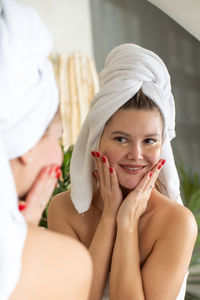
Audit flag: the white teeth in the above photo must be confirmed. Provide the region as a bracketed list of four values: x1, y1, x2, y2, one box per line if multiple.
[123, 166, 142, 170]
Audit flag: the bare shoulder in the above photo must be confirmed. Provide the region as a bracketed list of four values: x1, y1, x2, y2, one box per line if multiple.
[153, 192, 198, 243]
[47, 190, 81, 239]
[48, 190, 76, 219]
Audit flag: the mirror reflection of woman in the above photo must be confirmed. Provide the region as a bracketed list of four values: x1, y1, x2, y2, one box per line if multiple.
[48, 44, 197, 300]
[0, 1, 92, 300]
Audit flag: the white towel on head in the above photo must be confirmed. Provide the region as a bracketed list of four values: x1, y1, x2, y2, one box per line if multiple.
[0, 0, 59, 299]
[70, 43, 182, 214]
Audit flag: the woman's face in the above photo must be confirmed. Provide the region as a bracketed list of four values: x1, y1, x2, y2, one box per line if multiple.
[13, 117, 63, 198]
[33, 118, 63, 169]
[99, 109, 163, 190]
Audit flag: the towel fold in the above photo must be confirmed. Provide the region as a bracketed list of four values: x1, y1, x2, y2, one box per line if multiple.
[0, 0, 59, 299]
[70, 43, 182, 214]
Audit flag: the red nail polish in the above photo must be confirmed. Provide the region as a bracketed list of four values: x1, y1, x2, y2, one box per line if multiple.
[48, 167, 54, 175]
[102, 156, 106, 163]
[96, 152, 100, 158]
[56, 170, 61, 179]
[91, 151, 95, 157]
[18, 202, 26, 211]
[55, 166, 61, 173]
[149, 172, 153, 178]
[158, 164, 162, 170]
[162, 159, 166, 165]
[109, 167, 113, 173]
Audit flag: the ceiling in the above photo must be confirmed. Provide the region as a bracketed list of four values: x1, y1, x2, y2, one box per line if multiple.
[147, 0, 200, 41]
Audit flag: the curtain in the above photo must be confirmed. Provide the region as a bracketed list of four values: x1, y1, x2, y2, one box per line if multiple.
[50, 52, 99, 149]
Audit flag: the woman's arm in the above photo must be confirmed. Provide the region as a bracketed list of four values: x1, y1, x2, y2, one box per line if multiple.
[110, 161, 197, 300]
[88, 213, 117, 300]
[86, 152, 126, 300]
[110, 219, 144, 300]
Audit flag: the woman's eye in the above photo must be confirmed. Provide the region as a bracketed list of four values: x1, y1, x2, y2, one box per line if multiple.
[144, 138, 155, 144]
[114, 137, 128, 143]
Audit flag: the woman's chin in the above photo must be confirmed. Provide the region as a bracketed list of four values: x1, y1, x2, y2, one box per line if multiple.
[119, 178, 139, 190]
[117, 173, 144, 193]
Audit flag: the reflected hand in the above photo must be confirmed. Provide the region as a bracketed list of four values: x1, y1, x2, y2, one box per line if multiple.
[18, 165, 61, 225]
[92, 151, 123, 218]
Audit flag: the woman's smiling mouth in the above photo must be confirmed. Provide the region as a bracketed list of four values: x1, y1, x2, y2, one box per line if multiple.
[119, 164, 146, 174]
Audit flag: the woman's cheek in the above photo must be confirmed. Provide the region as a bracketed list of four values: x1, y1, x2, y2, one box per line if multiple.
[145, 142, 162, 162]
[101, 149, 117, 165]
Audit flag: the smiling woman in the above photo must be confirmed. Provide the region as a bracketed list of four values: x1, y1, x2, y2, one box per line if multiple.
[48, 43, 197, 300]
[99, 91, 163, 190]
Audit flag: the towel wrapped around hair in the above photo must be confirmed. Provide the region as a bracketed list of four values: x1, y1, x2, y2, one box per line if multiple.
[70, 43, 182, 214]
[0, 0, 59, 299]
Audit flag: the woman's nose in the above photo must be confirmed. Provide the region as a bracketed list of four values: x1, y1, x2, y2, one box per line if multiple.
[126, 143, 143, 161]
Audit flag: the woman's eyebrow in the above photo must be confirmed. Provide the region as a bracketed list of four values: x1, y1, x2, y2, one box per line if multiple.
[111, 131, 161, 138]
[111, 131, 131, 137]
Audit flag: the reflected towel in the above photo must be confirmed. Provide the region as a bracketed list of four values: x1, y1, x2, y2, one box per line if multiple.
[0, 0, 58, 299]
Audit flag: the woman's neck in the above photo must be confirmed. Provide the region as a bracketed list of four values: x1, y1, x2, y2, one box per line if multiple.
[120, 185, 134, 198]
[93, 185, 159, 217]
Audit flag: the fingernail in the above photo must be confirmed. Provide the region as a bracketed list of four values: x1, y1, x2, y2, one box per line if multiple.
[109, 167, 113, 173]
[149, 172, 153, 178]
[48, 166, 54, 175]
[56, 170, 61, 179]
[18, 202, 26, 211]
[158, 164, 162, 170]
[96, 152, 100, 158]
[102, 156, 106, 163]
[162, 159, 166, 165]
[91, 151, 95, 157]
[55, 165, 61, 173]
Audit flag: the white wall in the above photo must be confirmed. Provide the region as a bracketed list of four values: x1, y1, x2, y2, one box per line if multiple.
[18, 0, 94, 57]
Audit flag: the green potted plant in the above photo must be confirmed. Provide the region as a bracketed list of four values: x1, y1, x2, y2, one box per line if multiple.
[39, 145, 74, 228]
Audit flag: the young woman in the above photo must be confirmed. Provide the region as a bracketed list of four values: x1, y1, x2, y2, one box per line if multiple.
[48, 44, 197, 300]
[0, 1, 92, 300]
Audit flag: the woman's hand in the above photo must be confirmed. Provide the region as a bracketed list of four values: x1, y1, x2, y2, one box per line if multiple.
[18, 165, 61, 225]
[116, 159, 166, 227]
[92, 151, 123, 218]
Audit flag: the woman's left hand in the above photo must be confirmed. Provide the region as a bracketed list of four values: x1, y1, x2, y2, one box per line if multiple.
[18, 164, 61, 225]
[116, 159, 165, 226]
